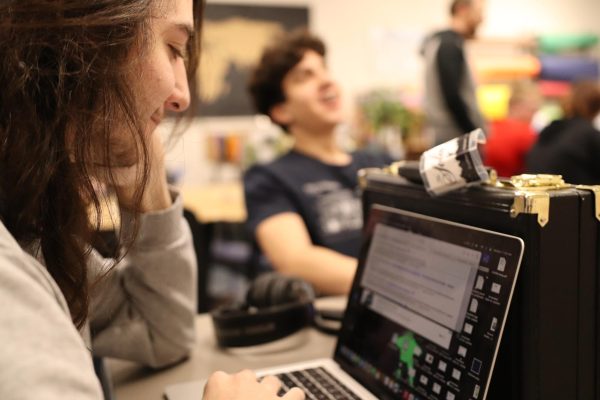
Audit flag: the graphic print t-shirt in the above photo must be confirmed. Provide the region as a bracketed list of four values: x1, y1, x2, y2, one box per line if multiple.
[244, 150, 392, 257]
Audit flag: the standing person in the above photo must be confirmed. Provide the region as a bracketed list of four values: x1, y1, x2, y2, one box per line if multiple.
[244, 30, 391, 296]
[0, 1, 303, 399]
[421, 0, 486, 145]
[484, 81, 542, 177]
[526, 80, 600, 184]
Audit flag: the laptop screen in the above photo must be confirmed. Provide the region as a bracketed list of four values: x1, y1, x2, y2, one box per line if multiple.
[334, 205, 524, 400]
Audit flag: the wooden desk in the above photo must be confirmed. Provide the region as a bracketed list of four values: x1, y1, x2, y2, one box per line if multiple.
[108, 298, 345, 400]
[181, 182, 246, 224]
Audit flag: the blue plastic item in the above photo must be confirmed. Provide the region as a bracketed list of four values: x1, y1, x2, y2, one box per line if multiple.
[539, 55, 599, 82]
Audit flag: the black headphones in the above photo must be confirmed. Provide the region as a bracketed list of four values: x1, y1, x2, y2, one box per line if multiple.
[210, 273, 342, 347]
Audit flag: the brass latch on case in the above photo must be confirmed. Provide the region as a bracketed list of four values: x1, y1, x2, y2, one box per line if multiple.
[489, 173, 570, 227]
[357, 162, 406, 189]
[357, 167, 385, 189]
[510, 191, 551, 227]
[575, 185, 600, 222]
[492, 174, 570, 191]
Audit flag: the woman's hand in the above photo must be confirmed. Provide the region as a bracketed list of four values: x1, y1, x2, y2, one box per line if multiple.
[203, 370, 305, 400]
[98, 131, 172, 213]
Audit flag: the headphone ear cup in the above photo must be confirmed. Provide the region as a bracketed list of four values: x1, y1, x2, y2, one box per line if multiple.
[247, 272, 279, 308]
[288, 278, 315, 303]
[269, 273, 297, 304]
[248, 273, 316, 307]
[211, 273, 322, 347]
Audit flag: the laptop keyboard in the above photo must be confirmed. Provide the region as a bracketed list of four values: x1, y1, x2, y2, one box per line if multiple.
[273, 367, 363, 400]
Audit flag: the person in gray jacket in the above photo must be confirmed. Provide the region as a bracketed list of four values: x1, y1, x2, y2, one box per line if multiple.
[421, 0, 486, 145]
[0, 1, 303, 399]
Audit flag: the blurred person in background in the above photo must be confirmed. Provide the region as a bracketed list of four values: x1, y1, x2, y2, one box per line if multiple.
[244, 30, 391, 296]
[526, 80, 600, 184]
[421, 0, 487, 145]
[484, 81, 542, 177]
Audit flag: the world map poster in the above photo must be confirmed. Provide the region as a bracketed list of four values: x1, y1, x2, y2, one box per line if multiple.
[196, 4, 309, 116]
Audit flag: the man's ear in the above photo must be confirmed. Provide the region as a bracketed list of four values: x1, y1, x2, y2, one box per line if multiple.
[270, 102, 293, 127]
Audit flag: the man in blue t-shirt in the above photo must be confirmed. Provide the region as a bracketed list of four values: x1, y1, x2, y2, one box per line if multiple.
[245, 30, 391, 295]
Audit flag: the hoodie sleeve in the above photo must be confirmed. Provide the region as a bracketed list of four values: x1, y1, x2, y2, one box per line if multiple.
[436, 37, 478, 133]
[88, 189, 198, 368]
[0, 224, 103, 399]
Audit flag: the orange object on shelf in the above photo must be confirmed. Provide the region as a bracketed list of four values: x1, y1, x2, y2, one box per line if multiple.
[224, 134, 243, 164]
[472, 54, 541, 81]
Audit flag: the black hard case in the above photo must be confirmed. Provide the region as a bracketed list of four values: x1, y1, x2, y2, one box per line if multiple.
[361, 172, 599, 400]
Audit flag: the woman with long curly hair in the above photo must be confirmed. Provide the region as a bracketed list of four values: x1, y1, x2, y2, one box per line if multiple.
[0, 0, 303, 399]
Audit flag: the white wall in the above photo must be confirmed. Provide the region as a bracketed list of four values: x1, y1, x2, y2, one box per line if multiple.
[208, 0, 600, 105]
[167, 0, 600, 185]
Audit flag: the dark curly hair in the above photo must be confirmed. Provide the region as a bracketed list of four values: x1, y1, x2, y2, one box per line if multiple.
[247, 30, 325, 132]
[0, 0, 204, 328]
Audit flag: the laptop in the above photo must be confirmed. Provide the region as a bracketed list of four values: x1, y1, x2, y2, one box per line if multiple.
[165, 204, 524, 400]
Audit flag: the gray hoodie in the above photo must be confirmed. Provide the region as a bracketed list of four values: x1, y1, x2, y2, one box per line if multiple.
[0, 190, 197, 399]
[421, 29, 486, 145]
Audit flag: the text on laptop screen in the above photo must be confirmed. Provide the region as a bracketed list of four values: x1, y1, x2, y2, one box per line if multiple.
[361, 223, 479, 337]
[334, 205, 523, 400]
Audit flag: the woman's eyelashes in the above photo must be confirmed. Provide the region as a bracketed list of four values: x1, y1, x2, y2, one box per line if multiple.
[168, 43, 186, 60]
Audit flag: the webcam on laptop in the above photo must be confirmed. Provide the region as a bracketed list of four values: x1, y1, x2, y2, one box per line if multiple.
[210, 272, 342, 347]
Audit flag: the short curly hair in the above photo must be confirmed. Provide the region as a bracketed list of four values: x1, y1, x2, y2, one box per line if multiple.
[248, 30, 325, 132]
